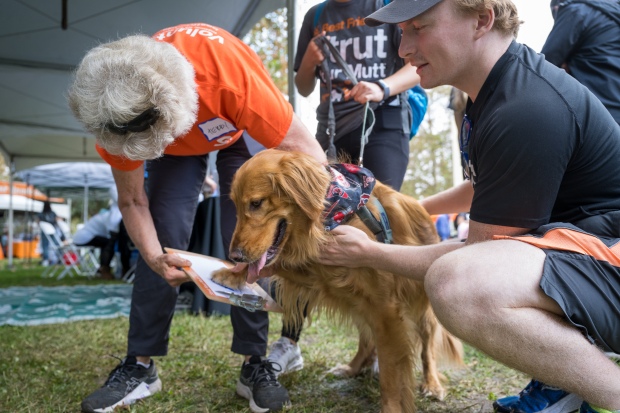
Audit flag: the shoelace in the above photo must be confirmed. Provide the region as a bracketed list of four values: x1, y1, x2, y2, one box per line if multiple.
[248, 359, 283, 387]
[519, 380, 538, 396]
[104, 356, 141, 387]
[517, 380, 566, 410]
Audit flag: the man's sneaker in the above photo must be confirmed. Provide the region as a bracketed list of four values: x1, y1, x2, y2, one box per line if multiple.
[81, 356, 162, 413]
[493, 379, 582, 413]
[579, 402, 620, 413]
[266, 337, 304, 377]
[236, 355, 291, 413]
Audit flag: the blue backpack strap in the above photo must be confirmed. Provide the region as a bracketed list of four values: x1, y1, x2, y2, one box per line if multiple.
[407, 85, 428, 138]
[313, 1, 328, 29]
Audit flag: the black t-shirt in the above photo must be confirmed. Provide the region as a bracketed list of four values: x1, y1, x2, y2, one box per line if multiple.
[541, 1, 620, 124]
[467, 41, 620, 235]
[294, 0, 405, 141]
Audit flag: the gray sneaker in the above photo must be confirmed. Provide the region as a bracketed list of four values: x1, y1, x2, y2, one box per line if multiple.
[236, 355, 290, 413]
[266, 337, 304, 377]
[81, 356, 162, 413]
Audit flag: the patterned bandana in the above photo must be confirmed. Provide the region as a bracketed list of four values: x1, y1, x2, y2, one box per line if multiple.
[323, 164, 376, 231]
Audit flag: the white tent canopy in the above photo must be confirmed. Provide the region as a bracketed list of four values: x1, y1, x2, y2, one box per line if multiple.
[16, 162, 116, 226]
[0, 195, 69, 220]
[16, 162, 115, 200]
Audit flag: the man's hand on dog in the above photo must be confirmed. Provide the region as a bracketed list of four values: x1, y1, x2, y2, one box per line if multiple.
[148, 253, 191, 287]
[319, 225, 373, 268]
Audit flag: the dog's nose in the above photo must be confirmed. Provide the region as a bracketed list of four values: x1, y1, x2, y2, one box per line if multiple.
[229, 248, 245, 263]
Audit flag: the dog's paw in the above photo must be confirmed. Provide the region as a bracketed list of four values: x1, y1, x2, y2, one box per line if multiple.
[419, 383, 446, 401]
[327, 364, 357, 378]
[211, 268, 246, 290]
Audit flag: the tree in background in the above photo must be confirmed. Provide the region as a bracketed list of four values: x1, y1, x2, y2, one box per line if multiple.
[0, 154, 10, 182]
[244, 8, 289, 95]
[401, 86, 455, 200]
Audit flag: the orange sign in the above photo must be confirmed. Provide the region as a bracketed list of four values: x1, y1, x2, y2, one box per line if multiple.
[0, 181, 64, 203]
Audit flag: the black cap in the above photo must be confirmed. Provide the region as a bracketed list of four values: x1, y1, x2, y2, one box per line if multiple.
[365, 0, 444, 27]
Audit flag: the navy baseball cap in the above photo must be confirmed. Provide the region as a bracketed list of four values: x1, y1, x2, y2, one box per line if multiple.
[365, 0, 444, 26]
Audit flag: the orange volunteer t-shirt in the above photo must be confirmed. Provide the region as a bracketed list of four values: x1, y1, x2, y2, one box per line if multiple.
[97, 23, 293, 171]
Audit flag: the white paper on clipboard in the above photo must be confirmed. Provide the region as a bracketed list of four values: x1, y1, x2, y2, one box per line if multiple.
[164, 248, 282, 312]
[177, 251, 257, 297]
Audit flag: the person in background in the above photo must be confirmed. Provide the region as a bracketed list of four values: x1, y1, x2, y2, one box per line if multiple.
[541, 0, 620, 125]
[318, 1, 620, 413]
[453, 212, 469, 241]
[37, 201, 65, 266]
[68, 23, 326, 413]
[72, 187, 123, 280]
[435, 214, 451, 241]
[294, 0, 420, 191]
[448, 87, 468, 130]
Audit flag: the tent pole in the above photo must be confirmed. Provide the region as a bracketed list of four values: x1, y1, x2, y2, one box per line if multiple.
[287, 0, 297, 112]
[7, 160, 14, 269]
[83, 175, 89, 223]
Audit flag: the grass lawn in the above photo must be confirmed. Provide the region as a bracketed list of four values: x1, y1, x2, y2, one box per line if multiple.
[0, 262, 527, 413]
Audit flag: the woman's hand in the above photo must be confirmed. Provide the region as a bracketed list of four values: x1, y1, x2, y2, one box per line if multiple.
[147, 253, 192, 287]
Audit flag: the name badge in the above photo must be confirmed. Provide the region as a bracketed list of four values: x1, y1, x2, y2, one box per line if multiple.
[198, 118, 237, 141]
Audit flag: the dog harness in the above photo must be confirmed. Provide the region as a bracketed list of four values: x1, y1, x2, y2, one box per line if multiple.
[323, 164, 393, 244]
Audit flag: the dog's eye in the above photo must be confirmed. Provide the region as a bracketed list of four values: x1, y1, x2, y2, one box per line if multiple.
[249, 199, 263, 210]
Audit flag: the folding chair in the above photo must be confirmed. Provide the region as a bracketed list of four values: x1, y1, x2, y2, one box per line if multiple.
[38, 221, 96, 279]
[56, 219, 72, 241]
[121, 263, 137, 283]
[55, 219, 100, 276]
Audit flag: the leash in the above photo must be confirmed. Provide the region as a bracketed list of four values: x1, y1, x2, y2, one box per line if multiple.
[313, 40, 387, 240]
[356, 199, 393, 244]
[315, 35, 375, 166]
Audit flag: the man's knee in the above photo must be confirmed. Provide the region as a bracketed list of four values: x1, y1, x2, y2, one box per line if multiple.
[425, 252, 467, 313]
[425, 250, 491, 331]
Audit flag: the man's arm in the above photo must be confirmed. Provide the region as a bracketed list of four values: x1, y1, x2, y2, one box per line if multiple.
[420, 180, 474, 216]
[318, 219, 531, 282]
[318, 176, 529, 280]
[112, 166, 191, 286]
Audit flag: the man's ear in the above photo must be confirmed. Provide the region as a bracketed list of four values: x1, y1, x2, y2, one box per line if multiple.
[474, 7, 494, 39]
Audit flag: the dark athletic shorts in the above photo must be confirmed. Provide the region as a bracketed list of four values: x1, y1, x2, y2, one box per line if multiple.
[500, 223, 620, 354]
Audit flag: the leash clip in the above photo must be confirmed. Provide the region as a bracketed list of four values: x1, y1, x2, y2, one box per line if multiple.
[218, 291, 265, 312]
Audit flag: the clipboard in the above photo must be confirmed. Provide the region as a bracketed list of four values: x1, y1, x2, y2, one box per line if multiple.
[165, 248, 282, 313]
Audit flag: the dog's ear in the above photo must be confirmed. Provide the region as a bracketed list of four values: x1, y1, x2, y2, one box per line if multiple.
[272, 152, 330, 220]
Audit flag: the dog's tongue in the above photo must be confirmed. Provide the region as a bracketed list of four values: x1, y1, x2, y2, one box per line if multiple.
[247, 252, 267, 284]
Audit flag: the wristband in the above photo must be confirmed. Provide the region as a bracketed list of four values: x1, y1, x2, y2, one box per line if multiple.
[375, 79, 390, 101]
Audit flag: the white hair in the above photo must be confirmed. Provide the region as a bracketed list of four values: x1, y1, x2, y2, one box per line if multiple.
[68, 35, 198, 160]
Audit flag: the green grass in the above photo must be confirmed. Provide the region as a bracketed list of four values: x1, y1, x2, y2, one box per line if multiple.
[0, 265, 527, 413]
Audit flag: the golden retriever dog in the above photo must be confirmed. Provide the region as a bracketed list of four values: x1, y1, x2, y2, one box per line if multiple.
[213, 149, 463, 413]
